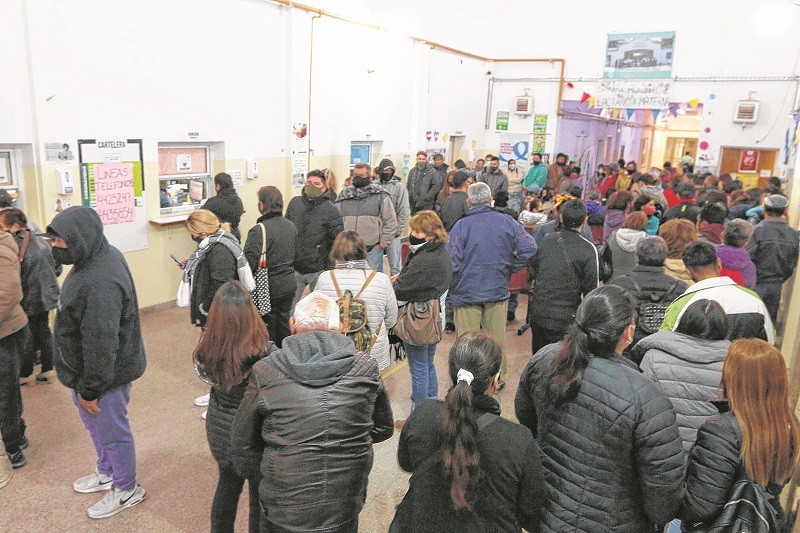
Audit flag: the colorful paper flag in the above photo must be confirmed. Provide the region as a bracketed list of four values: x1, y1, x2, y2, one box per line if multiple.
[626, 108, 635, 120]
[580, 92, 591, 104]
[669, 103, 680, 117]
[651, 109, 661, 121]
[588, 96, 596, 109]
[612, 108, 621, 119]
[687, 98, 700, 110]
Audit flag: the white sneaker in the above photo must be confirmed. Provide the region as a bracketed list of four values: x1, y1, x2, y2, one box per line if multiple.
[201, 410, 207, 420]
[194, 393, 210, 406]
[73, 470, 113, 493]
[87, 483, 146, 519]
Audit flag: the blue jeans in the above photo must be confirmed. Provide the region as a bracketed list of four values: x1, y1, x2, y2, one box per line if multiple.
[665, 518, 682, 533]
[404, 343, 438, 409]
[385, 236, 403, 276]
[73, 383, 137, 491]
[754, 281, 782, 324]
[367, 247, 384, 273]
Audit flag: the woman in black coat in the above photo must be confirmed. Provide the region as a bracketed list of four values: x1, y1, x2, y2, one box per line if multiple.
[681, 338, 799, 532]
[391, 211, 452, 417]
[515, 285, 684, 533]
[194, 281, 274, 533]
[243, 186, 297, 348]
[392, 332, 544, 533]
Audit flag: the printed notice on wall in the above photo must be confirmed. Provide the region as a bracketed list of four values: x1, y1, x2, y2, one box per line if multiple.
[93, 163, 135, 225]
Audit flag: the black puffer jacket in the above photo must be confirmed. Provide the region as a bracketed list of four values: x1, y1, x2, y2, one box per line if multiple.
[203, 342, 277, 478]
[231, 331, 394, 532]
[243, 214, 297, 302]
[190, 242, 237, 328]
[284, 190, 343, 274]
[13, 228, 60, 316]
[203, 188, 245, 241]
[49, 207, 146, 401]
[682, 411, 786, 527]
[747, 218, 800, 284]
[515, 343, 684, 532]
[393, 241, 452, 303]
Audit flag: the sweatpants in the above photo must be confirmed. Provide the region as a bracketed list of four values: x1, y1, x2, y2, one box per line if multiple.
[73, 383, 137, 491]
[454, 300, 508, 383]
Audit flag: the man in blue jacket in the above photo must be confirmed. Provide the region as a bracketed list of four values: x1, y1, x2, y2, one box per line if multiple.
[47, 207, 147, 519]
[447, 182, 537, 388]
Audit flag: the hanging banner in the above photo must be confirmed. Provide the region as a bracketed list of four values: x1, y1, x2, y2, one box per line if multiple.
[596, 80, 671, 109]
[498, 133, 531, 170]
[532, 114, 548, 154]
[604, 32, 676, 79]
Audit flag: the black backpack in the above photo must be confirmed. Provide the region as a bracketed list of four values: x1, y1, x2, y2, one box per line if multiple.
[627, 278, 680, 334]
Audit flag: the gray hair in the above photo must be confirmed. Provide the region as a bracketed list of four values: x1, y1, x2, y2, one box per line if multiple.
[293, 292, 340, 331]
[467, 182, 491, 206]
[636, 236, 668, 267]
[724, 219, 753, 248]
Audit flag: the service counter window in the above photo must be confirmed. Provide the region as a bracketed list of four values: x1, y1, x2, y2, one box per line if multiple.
[158, 145, 212, 214]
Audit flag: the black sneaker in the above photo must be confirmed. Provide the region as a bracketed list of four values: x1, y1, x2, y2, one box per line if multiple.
[444, 322, 455, 333]
[8, 448, 27, 469]
[507, 311, 515, 323]
[19, 435, 29, 450]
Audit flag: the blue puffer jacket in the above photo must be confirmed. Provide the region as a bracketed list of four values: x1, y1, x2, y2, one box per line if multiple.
[446, 205, 537, 307]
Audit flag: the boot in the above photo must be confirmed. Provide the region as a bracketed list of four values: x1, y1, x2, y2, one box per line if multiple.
[19, 373, 37, 387]
[36, 370, 58, 384]
[0, 433, 13, 490]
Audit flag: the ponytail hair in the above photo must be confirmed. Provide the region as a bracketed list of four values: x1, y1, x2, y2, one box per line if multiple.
[548, 286, 636, 406]
[442, 332, 502, 510]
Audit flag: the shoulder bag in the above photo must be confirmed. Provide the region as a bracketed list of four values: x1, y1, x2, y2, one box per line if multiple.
[394, 299, 442, 347]
[251, 223, 272, 316]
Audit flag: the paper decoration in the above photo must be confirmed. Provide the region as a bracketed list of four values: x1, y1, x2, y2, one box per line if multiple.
[704, 127, 711, 134]
[567, 82, 575, 89]
[669, 103, 680, 117]
[612, 108, 621, 119]
[426, 131, 432, 142]
[687, 98, 700, 110]
[699, 141, 710, 150]
[580, 92, 591, 104]
[626, 108, 635, 120]
[588, 96, 596, 108]
[651, 109, 660, 121]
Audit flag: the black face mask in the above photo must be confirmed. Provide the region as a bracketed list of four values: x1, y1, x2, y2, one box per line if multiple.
[556, 161, 566, 167]
[192, 235, 204, 244]
[51, 246, 77, 265]
[532, 161, 541, 166]
[408, 235, 427, 245]
[352, 176, 371, 188]
[380, 172, 393, 183]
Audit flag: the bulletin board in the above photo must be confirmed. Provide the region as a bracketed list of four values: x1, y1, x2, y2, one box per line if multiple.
[78, 139, 148, 252]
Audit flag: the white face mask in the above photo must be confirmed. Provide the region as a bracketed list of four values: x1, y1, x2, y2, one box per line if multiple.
[508, 164, 516, 170]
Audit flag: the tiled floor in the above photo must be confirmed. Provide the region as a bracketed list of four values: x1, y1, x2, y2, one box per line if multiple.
[3, 299, 535, 532]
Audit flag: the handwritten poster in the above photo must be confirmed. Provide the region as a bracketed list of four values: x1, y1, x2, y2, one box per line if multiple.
[93, 163, 135, 225]
[596, 80, 671, 109]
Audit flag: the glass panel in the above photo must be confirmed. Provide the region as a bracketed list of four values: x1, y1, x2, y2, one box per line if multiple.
[159, 176, 211, 211]
[158, 147, 209, 176]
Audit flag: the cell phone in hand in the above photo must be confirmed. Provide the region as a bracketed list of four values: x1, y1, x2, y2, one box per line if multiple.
[170, 254, 186, 268]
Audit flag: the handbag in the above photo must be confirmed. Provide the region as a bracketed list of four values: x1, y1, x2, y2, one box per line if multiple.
[251, 223, 272, 316]
[393, 299, 442, 346]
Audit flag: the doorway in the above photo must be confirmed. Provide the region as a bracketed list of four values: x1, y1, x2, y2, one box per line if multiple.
[664, 137, 698, 167]
[448, 135, 465, 167]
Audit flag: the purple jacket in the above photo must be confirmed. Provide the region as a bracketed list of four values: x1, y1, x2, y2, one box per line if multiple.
[716, 245, 756, 289]
[603, 209, 627, 241]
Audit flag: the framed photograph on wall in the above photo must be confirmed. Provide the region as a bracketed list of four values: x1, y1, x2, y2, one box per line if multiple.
[350, 143, 372, 168]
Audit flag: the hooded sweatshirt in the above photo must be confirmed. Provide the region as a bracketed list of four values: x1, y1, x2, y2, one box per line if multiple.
[231, 330, 393, 531]
[716, 245, 756, 288]
[634, 331, 729, 455]
[377, 158, 410, 236]
[49, 207, 146, 401]
[603, 209, 627, 241]
[336, 182, 398, 249]
[698, 223, 724, 246]
[607, 229, 647, 281]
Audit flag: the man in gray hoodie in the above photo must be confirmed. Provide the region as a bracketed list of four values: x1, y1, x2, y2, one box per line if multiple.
[376, 159, 410, 276]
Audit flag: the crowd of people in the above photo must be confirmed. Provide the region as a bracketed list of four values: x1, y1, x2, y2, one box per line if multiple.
[0, 151, 799, 532]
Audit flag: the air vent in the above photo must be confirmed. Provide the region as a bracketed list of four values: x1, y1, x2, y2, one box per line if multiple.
[514, 96, 533, 116]
[733, 101, 759, 124]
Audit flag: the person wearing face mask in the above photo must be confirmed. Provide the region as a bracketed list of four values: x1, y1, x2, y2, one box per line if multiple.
[376, 159, 410, 277]
[407, 151, 440, 214]
[615, 161, 637, 192]
[505, 158, 525, 214]
[285, 170, 344, 310]
[633, 195, 661, 236]
[523, 152, 547, 195]
[431, 153, 448, 188]
[545, 152, 568, 190]
[44, 206, 148, 519]
[477, 156, 508, 196]
[336, 163, 398, 273]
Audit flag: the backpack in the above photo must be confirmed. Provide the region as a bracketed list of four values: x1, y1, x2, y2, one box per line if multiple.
[627, 277, 680, 334]
[330, 270, 382, 354]
[596, 243, 613, 283]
